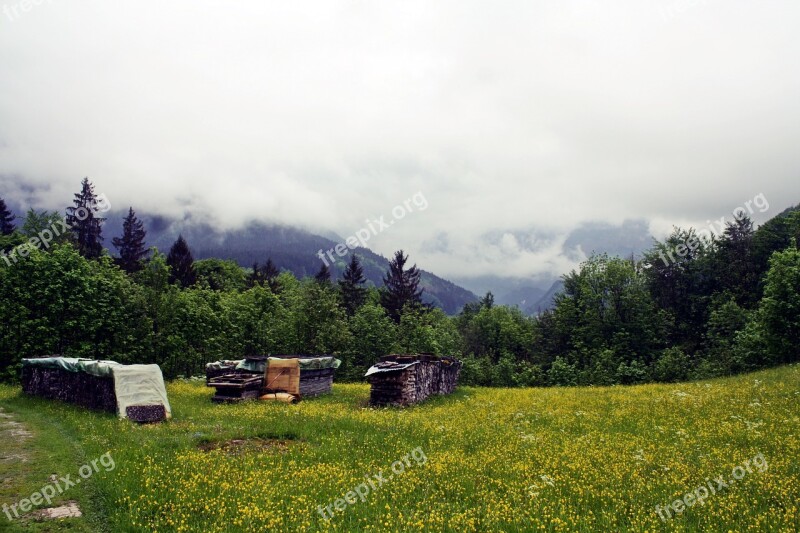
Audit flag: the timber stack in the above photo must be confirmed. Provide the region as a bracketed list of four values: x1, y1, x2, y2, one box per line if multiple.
[206, 355, 341, 402]
[365, 354, 463, 406]
[21, 357, 172, 422]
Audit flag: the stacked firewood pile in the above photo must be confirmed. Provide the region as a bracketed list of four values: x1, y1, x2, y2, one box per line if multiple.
[21, 358, 171, 423]
[365, 354, 463, 406]
[208, 374, 264, 403]
[206, 355, 339, 402]
[437, 356, 462, 394]
[297, 368, 336, 397]
[205, 360, 240, 384]
[125, 405, 167, 423]
[22, 365, 117, 413]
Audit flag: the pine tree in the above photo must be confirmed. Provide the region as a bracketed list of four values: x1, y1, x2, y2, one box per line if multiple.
[112, 207, 149, 273]
[380, 249, 424, 322]
[481, 291, 495, 309]
[0, 198, 15, 235]
[261, 258, 280, 292]
[167, 234, 196, 287]
[718, 216, 758, 307]
[247, 262, 263, 288]
[65, 177, 105, 259]
[248, 259, 281, 291]
[339, 254, 367, 316]
[314, 263, 331, 284]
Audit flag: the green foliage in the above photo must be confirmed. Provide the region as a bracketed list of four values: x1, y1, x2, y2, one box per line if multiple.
[615, 359, 649, 385]
[341, 303, 396, 380]
[548, 356, 578, 386]
[194, 258, 247, 291]
[552, 254, 665, 371]
[755, 243, 800, 364]
[2, 201, 800, 387]
[0, 244, 148, 377]
[652, 347, 691, 382]
[457, 304, 534, 363]
[703, 293, 750, 372]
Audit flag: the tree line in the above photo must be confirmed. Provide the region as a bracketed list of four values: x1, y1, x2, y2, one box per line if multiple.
[0, 179, 798, 385]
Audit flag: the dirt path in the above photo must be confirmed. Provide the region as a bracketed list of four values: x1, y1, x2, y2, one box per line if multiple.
[0, 406, 32, 462]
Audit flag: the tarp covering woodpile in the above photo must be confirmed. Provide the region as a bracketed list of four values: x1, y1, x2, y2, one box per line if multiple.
[21, 357, 172, 422]
[206, 355, 341, 402]
[365, 354, 462, 406]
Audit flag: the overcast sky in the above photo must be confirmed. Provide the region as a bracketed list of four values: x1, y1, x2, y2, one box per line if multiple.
[2, 1, 799, 280]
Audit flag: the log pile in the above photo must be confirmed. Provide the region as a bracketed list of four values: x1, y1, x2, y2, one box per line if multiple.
[21, 365, 118, 413]
[297, 368, 336, 397]
[206, 355, 338, 401]
[366, 354, 463, 406]
[21, 358, 171, 423]
[208, 374, 264, 403]
[125, 404, 167, 423]
[205, 361, 239, 384]
[438, 356, 462, 394]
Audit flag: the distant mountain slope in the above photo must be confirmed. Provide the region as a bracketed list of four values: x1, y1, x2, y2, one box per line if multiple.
[102, 214, 478, 315]
[525, 280, 564, 315]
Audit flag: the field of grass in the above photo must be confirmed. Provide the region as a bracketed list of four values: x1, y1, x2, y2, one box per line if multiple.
[1, 365, 799, 532]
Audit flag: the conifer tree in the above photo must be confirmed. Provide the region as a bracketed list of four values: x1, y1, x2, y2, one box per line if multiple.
[339, 254, 367, 316]
[261, 258, 280, 292]
[314, 263, 331, 284]
[248, 259, 281, 291]
[112, 207, 148, 273]
[380, 249, 424, 322]
[65, 177, 105, 259]
[166, 234, 196, 287]
[0, 198, 15, 235]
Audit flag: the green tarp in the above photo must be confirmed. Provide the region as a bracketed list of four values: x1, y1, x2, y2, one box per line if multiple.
[234, 357, 341, 373]
[22, 358, 171, 419]
[22, 357, 120, 378]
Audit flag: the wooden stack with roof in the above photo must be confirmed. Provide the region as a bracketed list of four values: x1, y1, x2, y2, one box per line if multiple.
[365, 353, 463, 406]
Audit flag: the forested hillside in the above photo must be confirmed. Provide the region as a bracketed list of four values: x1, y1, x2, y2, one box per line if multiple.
[102, 214, 479, 314]
[1, 182, 798, 386]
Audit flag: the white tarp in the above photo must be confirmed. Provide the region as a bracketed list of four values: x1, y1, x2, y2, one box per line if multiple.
[112, 364, 172, 419]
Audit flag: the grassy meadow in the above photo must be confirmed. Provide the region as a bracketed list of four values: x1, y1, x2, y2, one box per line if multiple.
[1, 365, 799, 532]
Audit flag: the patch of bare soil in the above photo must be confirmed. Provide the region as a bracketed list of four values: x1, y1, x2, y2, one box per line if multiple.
[31, 501, 82, 519]
[198, 437, 296, 455]
[0, 407, 31, 462]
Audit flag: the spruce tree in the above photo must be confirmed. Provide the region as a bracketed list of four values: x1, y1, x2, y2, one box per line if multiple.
[65, 177, 105, 259]
[247, 262, 263, 288]
[247, 259, 280, 291]
[314, 263, 331, 284]
[261, 258, 280, 292]
[481, 291, 495, 309]
[112, 207, 148, 273]
[167, 234, 196, 287]
[0, 198, 15, 235]
[380, 249, 424, 322]
[339, 253, 367, 316]
[718, 216, 758, 307]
